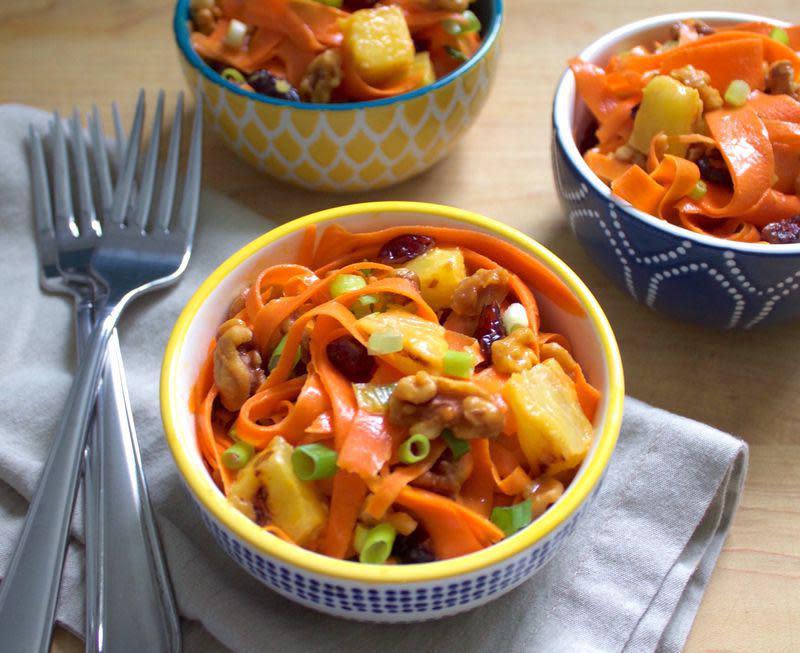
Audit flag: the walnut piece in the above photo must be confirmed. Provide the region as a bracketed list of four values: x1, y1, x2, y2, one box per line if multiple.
[670, 65, 723, 112]
[191, 7, 215, 35]
[491, 327, 539, 374]
[214, 323, 265, 410]
[451, 268, 511, 316]
[766, 60, 798, 99]
[388, 371, 504, 440]
[299, 49, 343, 104]
[412, 454, 473, 495]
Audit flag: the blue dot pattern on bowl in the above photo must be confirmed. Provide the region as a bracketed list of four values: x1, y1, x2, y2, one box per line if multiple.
[552, 133, 800, 329]
[193, 479, 603, 622]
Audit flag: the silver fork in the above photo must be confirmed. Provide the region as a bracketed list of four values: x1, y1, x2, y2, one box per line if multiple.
[0, 93, 201, 653]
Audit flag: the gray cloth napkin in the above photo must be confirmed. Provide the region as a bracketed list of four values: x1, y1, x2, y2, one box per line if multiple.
[0, 104, 747, 653]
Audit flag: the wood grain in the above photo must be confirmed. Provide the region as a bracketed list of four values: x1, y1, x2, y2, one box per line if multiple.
[0, 1, 797, 651]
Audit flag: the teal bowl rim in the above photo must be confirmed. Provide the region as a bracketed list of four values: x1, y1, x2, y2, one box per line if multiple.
[173, 0, 503, 112]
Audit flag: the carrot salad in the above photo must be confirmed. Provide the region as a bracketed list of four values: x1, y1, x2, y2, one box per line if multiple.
[571, 19, 800, 244]
[193, 225, 600, 564]
[188, 0, 483, 104]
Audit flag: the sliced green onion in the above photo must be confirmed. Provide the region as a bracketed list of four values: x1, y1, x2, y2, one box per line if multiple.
[443, 429, 470, 460]
[353, 524, 369, 553]
[314, 0, 343, 6]
[331, 273, 367, 298]
[442, 10, 481, 35]
[352, 293, 380, 318]
[221, 67, 246, 84]
[223, 18, 248, 49]
[353, 383, 397, 414]
[442, 349, 475, 378]
[501, 302, 529, 333]
[228, 424, 240, 441]
[770, 27, 790, 45]
[359, 523, 397, 564]
[724, 80, 750, 107]
[268, 333, 301, 371]
[688, 180, 708, 201]
[221, 441, 254, 470]
[291, 443, 338, 481]
[367, 330, 403, 355]
[398, 434, 431, 464]
[444, 45, 468, 62]
[490, 499, 533, 537]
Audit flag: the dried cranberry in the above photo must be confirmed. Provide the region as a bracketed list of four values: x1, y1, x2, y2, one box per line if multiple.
[474, 302, 505, 362]
[377, 234, 435, 264]
[762, 215, 800, 244]
[247, 70, 301, 102]
[393, 527, 435, 564]
[696, 155, 732, 187]
[326, 335, 375, 383]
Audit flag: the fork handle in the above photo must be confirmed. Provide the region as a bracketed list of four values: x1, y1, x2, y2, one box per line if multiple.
[83, 326, 181, 652]
[0, 305, 117, 653]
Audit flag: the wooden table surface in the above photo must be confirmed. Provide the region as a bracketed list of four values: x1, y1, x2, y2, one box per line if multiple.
[2, 0, 798, 651]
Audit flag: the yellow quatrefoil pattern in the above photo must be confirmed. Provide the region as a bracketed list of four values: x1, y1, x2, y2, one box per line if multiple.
[179, 43, 498, 192]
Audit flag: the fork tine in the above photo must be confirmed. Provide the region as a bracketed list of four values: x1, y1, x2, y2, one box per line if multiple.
[174, 93, 203, 239]
[112, 101, 126, 174]
[153, 92, 183, 232]
[69, 110, 97, 237]
[131, 90, 164, 231]
[50, 113, 78, 238]
[88, 105, 113, 225]
[109, 91, 145, 225]
[28, 125, 55, 240]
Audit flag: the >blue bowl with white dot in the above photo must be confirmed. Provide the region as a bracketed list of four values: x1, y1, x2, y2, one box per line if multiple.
[551, 12, 800, 329]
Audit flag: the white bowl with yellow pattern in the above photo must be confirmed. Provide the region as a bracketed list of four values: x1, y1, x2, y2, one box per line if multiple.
[161, 201, 625, 621]
[173, 0, 502, 192]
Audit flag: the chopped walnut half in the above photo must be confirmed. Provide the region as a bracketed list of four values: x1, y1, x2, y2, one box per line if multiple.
[669, 19, 714, 42]
[412, 454, 474, 495]
[766, 60, 799, 99]
[491, 327, 539, 374]
[670, 65, 723, 112]
[190, 5, 216, 36]
[300, 49, 343, 104]
[451, 268, 511, 316]
[214, 323, 265, 410]
[388, 371, 504, 440]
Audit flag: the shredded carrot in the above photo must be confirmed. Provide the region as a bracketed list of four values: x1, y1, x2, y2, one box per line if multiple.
[320, 471, 367, 559]
[195, 223, 599, 564]
[611, 165, 666, 215]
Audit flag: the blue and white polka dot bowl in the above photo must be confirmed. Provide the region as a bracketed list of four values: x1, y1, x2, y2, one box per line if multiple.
[552, 12, 800, 329]
[161, 202, 624, 622]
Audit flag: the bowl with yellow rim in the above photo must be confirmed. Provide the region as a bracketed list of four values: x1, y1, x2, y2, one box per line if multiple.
[160, 201, 624, 621]
[173, 0, 503, 192]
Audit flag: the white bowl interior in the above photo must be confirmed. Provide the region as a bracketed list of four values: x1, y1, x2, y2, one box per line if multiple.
[169, 210, 616, 520]
[553, 11, 800, 255]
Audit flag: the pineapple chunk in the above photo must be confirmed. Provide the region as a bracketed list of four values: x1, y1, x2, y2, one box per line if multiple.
[628, 75, 703, 155]
[503, 359, 593, 473]
[404, 247, 467, 311]
[359, 310, 449, 375]
[257, 437, 327, 545]
[412, 52, 436, 89]
[343, 6, 415, 86]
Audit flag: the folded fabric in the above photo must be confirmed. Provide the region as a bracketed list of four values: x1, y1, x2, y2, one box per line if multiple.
[0, 104, 746, 653]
